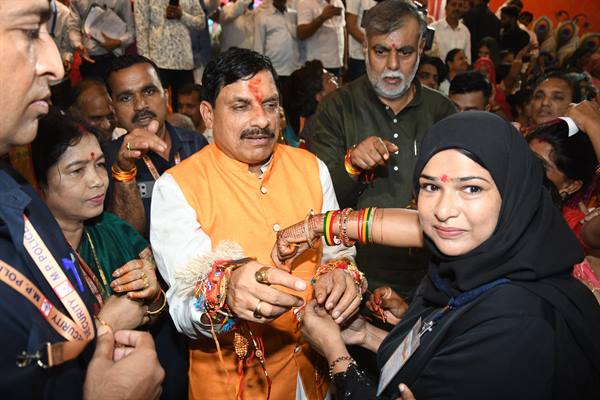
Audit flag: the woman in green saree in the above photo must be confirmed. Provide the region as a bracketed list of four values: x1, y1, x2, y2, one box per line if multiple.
[30, 107, 164, 331]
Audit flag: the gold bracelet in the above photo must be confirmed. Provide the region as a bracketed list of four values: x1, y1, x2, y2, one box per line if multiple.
[146, 289, 167, 316]
[111, 164, 137, 182]
[95, 315, 114, 334]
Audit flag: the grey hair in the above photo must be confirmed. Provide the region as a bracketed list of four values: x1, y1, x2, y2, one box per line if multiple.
[363, 0, 427, 41]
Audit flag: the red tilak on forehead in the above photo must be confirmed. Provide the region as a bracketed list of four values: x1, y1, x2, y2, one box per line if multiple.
[390, 44, 397, 49]
[440, 174, 449, 183]
[90, 152, 96, 161]
[248, 75, 263, 103]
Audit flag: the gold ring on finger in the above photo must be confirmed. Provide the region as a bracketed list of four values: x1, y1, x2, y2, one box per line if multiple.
[253, 300, 264, 319]
[255, 267, 271, 285]
[126, 142, 132, 151]
[143, 277, 150, 289]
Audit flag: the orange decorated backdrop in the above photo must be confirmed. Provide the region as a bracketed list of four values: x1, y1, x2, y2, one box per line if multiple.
[489, 0, 600, 33]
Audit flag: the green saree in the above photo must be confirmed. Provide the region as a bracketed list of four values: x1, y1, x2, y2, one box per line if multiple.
[78, 212, 148, 297]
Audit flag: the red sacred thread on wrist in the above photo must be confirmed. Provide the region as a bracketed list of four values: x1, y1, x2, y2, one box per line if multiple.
[357, 208, 365, 245]
[344, 147, 362, 176]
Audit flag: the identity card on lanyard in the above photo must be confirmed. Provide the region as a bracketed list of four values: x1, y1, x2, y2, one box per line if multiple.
[377, 317, 423, 396]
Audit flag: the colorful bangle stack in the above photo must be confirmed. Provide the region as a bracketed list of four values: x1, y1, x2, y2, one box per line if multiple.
[356, 207, 377, 245]
[323, 210, 341, 246]
[312, 257, 366, 294]
[344, 147, 362, 177]
[193, 259, 252, 334]
[111, 164, 137, 183]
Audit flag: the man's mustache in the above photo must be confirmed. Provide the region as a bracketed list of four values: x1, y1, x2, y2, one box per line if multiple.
[381, 72, 405, 80]
[240, 127, 276, 139]
[132, 109, 157, 124]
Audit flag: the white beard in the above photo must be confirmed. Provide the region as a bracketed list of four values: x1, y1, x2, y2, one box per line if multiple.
[366, 56, 420, 100]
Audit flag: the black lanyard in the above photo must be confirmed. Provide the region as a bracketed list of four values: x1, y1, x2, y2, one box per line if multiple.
[419, 268, 511, 337]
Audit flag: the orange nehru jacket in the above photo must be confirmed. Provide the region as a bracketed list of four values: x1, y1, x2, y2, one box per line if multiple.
[168, 143, 329, 399]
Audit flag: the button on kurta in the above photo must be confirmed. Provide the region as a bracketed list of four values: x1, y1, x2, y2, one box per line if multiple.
[393, 133, 399, 139]
[260, 186, 267, 194]
[393, 166, 399, 171]
[273, 224, 281, 232]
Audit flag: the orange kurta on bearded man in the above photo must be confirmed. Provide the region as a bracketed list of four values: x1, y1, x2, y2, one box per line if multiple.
[167, 143, 332, 399]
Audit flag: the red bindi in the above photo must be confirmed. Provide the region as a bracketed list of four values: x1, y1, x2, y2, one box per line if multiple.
[90, 152, 96, 161]
[440, 174, 449, 183]
[248, 75, 264, 103]
[391, 44, 397, 49]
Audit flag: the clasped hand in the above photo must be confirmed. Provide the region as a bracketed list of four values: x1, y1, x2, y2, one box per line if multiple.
[227, 259, 360, 326]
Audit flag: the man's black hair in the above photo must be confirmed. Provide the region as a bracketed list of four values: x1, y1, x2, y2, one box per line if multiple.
[104, 54, 161, 95]
[449, 71, 492, 100]
[419, 55, 447, 83]
[178, 83, 203, 100]
[445, 48, 463, 66]
[202, 47, 278, 106]
[283, 60, 325, 133]
[501, 5, 520, 19]
[534, 71, 582, 103]
[72, 77, 107, 107]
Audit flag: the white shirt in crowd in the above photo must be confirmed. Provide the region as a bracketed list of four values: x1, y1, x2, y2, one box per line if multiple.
[220, 0, 255, 52]
[429, 18, 471, 64]
[297, 0, 345, 69]
[345, 0, 376, 61]
[68, 0, 135, 56]
[254, 4, 301, 76]
[150, 158, 355, 339]
[135, 0, 205, 71]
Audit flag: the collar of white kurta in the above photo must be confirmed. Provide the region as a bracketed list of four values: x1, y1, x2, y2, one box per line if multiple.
[434, 18, 466, 32]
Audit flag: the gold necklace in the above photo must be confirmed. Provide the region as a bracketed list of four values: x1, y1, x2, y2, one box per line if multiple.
[85, 231, 111, 299]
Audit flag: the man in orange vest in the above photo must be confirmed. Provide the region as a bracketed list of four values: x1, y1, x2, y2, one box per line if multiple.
[150, 47, 362, 399]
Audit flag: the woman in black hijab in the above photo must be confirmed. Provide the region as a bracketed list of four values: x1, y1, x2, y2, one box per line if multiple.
[273, 112, 600, 399]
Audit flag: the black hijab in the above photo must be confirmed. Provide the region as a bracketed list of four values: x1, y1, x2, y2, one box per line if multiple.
[412, 111, 600, 371]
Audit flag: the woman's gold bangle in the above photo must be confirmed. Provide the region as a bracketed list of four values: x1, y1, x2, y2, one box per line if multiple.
[146, 289, 167, 316]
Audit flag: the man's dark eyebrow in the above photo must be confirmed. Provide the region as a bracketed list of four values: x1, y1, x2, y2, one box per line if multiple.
[230, 97, 251, 104]
[115, 89, 133, 98]
[372, 44, 390, 51]
[263, 95, 279, 103]
[142, 84, 158, 91]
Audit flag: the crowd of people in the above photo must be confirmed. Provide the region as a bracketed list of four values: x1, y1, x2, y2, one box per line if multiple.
[1, 0, 600, 399]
